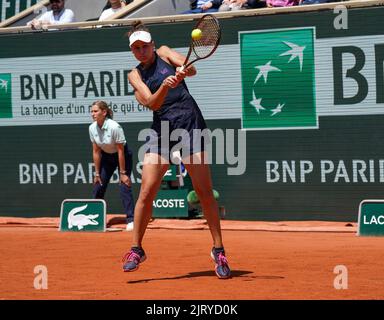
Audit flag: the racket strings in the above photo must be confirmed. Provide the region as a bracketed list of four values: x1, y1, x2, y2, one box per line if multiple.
[192, 17, 220, 59]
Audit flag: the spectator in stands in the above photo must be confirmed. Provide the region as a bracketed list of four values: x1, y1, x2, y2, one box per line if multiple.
[183, 0, 223, 14]
[27, 0, 74, 30]
[219, 0, 266, 11]
[102, 0, 133, 10]
[99, 0, 130, 21]
[266, 0, 298, 6]
[299, 0, 334, 4]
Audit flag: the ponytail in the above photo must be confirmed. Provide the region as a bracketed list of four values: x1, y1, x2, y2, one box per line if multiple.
[126, 20, 150, 38]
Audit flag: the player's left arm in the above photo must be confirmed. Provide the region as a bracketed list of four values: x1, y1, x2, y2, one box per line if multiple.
[158, 46, 196, 78]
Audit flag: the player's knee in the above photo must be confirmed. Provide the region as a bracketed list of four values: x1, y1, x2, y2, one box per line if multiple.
[138, 188, 157, 203]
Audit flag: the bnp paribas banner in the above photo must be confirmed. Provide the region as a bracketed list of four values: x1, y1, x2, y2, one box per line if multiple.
[0, 48, 241, 126]
[0, 53, 153, 126]
[2, 26, 384, 128]
[240, 27, 384, 130]
[0, 0, 39, 22]
[240, 28, 317, 130]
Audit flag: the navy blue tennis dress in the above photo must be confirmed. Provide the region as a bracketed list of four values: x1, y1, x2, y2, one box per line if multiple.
[136, 52, 207, 159]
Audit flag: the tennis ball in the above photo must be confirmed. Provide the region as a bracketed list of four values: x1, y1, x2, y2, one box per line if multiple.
[191, 28, 202, 41]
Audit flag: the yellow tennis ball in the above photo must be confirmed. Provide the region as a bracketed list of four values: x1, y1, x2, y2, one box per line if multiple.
[191, 28, 202, 41]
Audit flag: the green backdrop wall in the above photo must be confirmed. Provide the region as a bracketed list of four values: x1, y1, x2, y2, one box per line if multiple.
[1, 6, 384, 220]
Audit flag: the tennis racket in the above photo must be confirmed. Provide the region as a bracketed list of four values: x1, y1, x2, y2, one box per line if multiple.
[181, 14, 221, 70]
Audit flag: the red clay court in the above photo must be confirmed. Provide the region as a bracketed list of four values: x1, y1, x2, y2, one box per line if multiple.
[1, 216, 384, 300]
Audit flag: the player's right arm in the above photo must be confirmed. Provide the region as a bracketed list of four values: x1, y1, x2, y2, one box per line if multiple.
[92, 143, 102, 185]
[128, 68, 179, 111]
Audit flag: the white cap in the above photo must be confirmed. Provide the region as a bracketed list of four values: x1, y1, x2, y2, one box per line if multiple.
[129, 31, 152, 47]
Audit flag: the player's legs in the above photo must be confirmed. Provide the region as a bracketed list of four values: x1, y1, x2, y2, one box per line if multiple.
[132, 152, 170, 247]
[123, 153, 169, 272]
[182, 151, 223, 248]
[183, 151, 231, 279]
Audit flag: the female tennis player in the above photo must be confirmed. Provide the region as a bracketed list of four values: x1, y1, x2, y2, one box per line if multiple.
[122, 21, 231, 279]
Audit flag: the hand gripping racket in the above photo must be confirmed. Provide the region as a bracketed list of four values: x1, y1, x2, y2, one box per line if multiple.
[181, 14, 221, 71]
